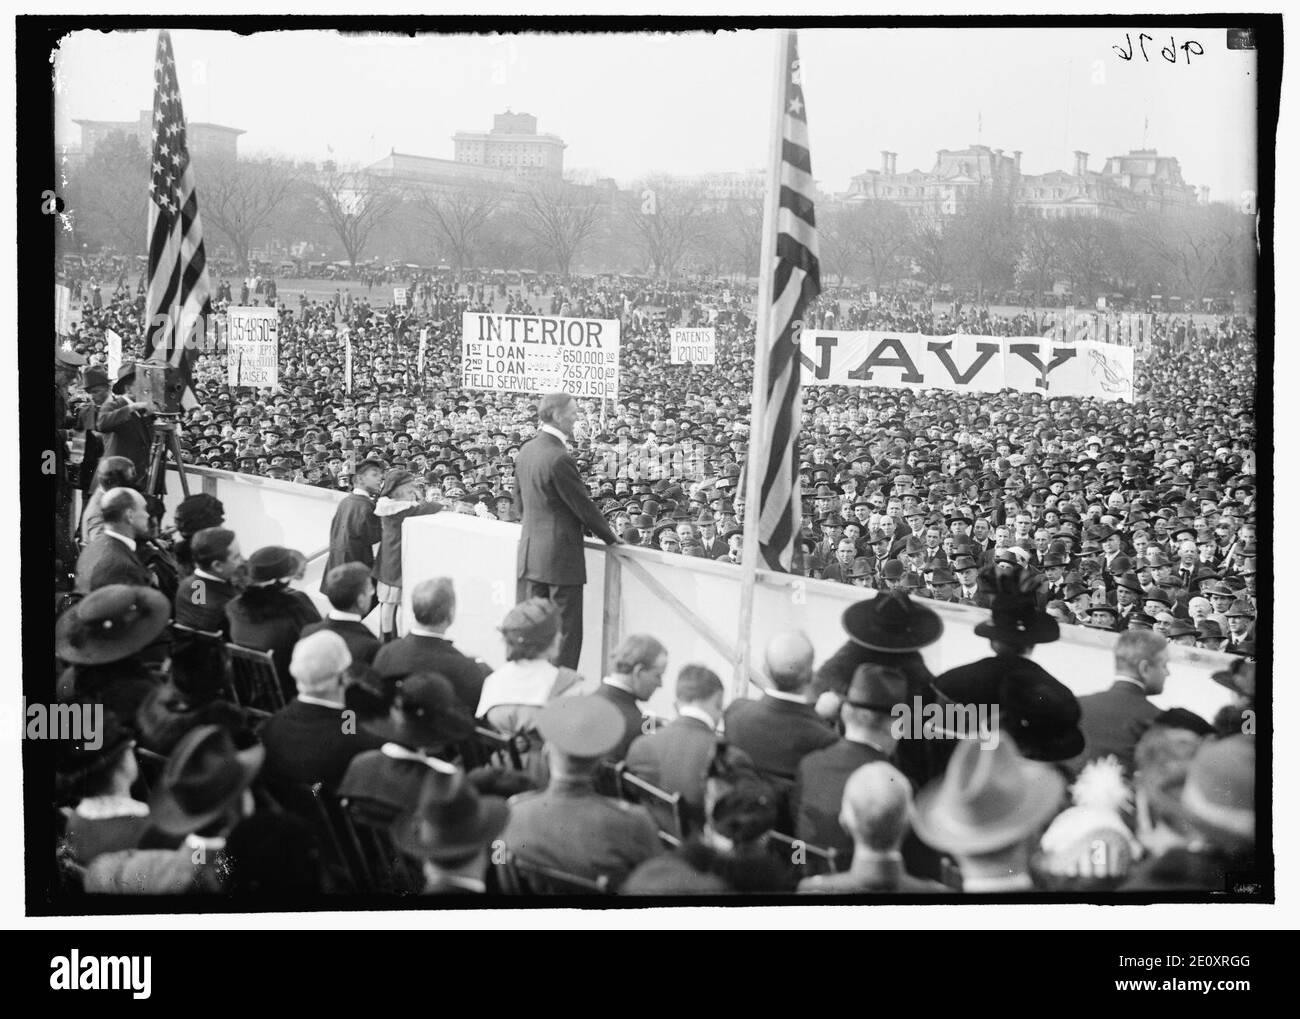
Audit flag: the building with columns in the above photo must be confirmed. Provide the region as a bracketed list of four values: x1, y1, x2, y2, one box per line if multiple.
[453, 111, 566, 180]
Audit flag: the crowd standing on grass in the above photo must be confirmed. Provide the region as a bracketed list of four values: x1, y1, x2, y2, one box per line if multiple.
[50, 264, 1258, 899]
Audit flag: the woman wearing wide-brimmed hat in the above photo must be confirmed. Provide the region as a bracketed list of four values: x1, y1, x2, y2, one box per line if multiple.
[225, 545, 320, 701]
[56, 584, 171, 723]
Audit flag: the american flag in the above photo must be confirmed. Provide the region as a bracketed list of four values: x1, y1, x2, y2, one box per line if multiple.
[144, 30, 212, 409]
[754, 31, 821, 571]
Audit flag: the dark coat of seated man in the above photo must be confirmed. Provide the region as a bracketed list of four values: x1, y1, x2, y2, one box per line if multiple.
[625, 664, 746, 833]
[259, 630, 384, 813]
[372, 577, 490, 712]
[723, 631, 836, 782]
[301, 562, 382, 666]
[793, 664, 905, 858]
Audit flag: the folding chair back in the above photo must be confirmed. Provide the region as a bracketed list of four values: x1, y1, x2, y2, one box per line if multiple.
[767, 830, 841, 878]
[495, 850, 611, 896]
[338, 796, 423, 895]
[225, 643, 287, 713]
[618, 769, 688, 843]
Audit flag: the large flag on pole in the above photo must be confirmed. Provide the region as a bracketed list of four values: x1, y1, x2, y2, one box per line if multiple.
[143, 30, 212, 409]
[748, 30, 821, 573]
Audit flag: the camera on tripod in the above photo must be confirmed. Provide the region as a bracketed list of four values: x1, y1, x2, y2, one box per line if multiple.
[126, 361, 186, 415]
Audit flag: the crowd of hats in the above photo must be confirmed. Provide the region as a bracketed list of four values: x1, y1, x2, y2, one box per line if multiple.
[61, 270, 1257, 653]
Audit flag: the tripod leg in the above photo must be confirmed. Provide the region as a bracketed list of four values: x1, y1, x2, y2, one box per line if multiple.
[146, 432, 167, 496]
[167, 429, 190, 498]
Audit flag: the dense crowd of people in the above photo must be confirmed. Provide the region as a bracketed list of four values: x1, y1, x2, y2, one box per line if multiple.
[49, 267, 1259, 901]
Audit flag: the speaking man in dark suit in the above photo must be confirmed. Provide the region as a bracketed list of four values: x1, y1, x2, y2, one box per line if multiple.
[301, 562, 382, 666]
[74, 487, 154, 594]
[1069, 629, 1168, 777]
[372, 577, 491, 712]
[793, 664, 904, 858]
[513, 392, 622, 670]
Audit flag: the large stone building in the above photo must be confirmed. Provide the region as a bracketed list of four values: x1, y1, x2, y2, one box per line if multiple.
[452, 111, 565, 180]
[362, 150, 511, 192]
[845, 144, 1200, 219]
[71, 111, 244, 164]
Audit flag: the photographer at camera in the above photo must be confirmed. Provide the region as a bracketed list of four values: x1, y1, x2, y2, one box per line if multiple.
[96, 362, 157, 488]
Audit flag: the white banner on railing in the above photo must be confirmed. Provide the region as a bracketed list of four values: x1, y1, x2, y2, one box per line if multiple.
[798, 330, 1135, 402]
[461, 312, 621, 399]
[670, 326, 716, 364]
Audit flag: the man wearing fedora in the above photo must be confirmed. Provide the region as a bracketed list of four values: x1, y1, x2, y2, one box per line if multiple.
[75, 363, 112, 496]
[912, 737, 1066, 893]
[259, 630, 385, 813]
[1069, 629, 1169, 777]
[799, 762, 946, 894]
[793, 664, 906, 858]
[503, 696, 662, 891]
[392, 767, 511, 895]
[84, 725, 264, 894]
[513, 393, 622, 671]
[74, 487, 154, 594]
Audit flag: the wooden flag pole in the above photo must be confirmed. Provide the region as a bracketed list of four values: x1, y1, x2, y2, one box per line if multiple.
[734, 29, 790, 703]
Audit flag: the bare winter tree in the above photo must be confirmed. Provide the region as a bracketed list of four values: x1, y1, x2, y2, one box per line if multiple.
[517, 176, 603, 275]
[63, 132, 150, 255]
[1015, 214, 1066, 301]
[716, 195, 765, 279]
[1134, 204, 1254, 305]
[201, 155, 302, 273]
[624, 179, 705, 278]
[310, 166, 403, 268]
[413, 181, 504, 272]
[910, 208, 956, 294]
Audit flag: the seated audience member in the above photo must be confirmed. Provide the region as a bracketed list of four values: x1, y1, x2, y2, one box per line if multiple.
[373, 577, 491, 712]
[56, 711, 150, 866]
[393, 767, 510, 895]
[56, 584, 169, 722]
[913, 736, 1067, 892]
[624, 745, 794, 894]
[625, 664, 737, 832]
[793, 664, 907, 858]
[339, 671, 476, 824]
[476, 599, 591, 785]
[170, 493, 227, 577]
[259, 630, 384, 811]
[503, 697, 662, 891]
[173, 527, 244, 637]
[85, 725, 264, 894]
[1030, 757, 1145, 891]
[301, 562, 382, 665]
[80, 456, 136, 543]
[226, 545, 321, 702]
[595, 634, 670, 762]
[800, 762, 946, 894]
[75, 487, 153, 593]
[723, 631, 837, 789]
[223, 812, 325, 898]
[1124, 734, 1254, 892]
[135, 636, 255, 755]
[1070, 630, 1169, 776]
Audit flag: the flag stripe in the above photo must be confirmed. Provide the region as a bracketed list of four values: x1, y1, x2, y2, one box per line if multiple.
[143, 30, 212, 409]
[754, 31, 821, 573]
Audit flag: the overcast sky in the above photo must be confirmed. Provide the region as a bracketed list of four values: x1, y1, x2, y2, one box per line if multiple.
[52, 25, 1258, 201]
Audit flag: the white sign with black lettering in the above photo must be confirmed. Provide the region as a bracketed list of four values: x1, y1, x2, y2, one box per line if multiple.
[461, 312, 621, 399]
[670, 327, 716, 365]
[227, 306, 279, 389]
